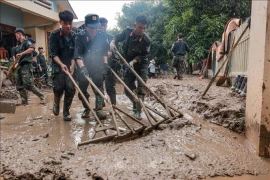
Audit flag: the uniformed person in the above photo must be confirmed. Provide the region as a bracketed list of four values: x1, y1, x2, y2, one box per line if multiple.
[99, 17, 117, 105]
[37, 47, 48, 82]
[74, 14, 110, 119]
[110, 14, 151, 120]
[171, 33, 190, 80]
[50, 10, 76, 121]
[14, 29, 45, 105]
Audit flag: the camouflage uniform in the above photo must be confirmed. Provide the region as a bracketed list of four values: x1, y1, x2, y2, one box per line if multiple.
[171, 40, 190, 79]
[114, 28, 150, 115]
[50, 29, 76, 120]
[37, 53, 48, 82]
[74, 29, 109, 118]
[16, 38, 44, 105]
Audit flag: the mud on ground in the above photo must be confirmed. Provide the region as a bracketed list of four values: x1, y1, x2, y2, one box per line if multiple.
[0, 76, 269, 180]
[146, 76, 246, 133]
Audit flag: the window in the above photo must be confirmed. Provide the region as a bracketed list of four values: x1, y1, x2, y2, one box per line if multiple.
[30, 0, 53, 10]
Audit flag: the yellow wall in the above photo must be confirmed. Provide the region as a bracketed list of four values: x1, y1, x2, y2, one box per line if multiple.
[23, 12, 54, 27]
[25, 27, 47, 59]
[35, 27, 46, 56]
[24, 28, 36, 40]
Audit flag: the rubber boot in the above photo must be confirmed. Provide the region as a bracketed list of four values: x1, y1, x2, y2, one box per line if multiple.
[133, 95, 144, 120]
[19, 89, 28, 105]
[240, 84, 247, 96]
[238, 77, 247, 94]
[231, 75, 240, 91]
[235, 76, 244, 92]
[173, 68, 177, 79]
[31, 86, 45, 104]
[109, 94, 116, 105]
[81, 98, 90, 118]
[63, 96, 73, 121]
[53, 95, 62, 116]
[96, 95, 107, 120]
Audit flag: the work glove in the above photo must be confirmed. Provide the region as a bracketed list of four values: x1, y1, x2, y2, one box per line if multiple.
[129, 61, 134, 69]
[110, 42, 116, 52]
[80, 66, 89, 81]
[103, 63, 111, 75]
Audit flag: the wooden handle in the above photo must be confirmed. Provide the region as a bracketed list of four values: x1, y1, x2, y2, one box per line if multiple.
[64, 70, 103, 125]
[202, 24, 249, 97]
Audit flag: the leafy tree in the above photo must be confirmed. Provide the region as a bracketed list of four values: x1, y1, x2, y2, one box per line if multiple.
[115, 0, 251, 64]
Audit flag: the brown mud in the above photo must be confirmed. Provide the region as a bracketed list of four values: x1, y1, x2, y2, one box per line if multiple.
[0, 76, 269, 180]
[146, 76, 246, 133]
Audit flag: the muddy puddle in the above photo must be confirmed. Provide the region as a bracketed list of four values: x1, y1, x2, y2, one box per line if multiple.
[1, 76, 270, 180]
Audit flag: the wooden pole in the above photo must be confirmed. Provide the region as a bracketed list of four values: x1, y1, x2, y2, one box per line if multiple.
[114, 50, 172, 114]
[84, 75, 120, 136]
[64, 70, 103, 125]
[202, 24, 249, 97]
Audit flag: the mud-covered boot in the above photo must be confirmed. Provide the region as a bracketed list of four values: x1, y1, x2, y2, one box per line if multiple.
[63, 96, 73, 121]
[238, 77, 247, 94]
[109, 94, 116, 105]
[82, 109, 90, 118]
[19, 89, 28, 105]
[240, 84, 247, 96]
[235, 76, 244, 92]
[133, 95, 144, 120]
[133, 101, 142, 120]
[53, 95, 62, 116]
[96, 95, 107, 120]
[178, 75, 183, 80]
[31, 86, 45, 104]
[81, 98, 90, 118]
[231, 75, 240, 91]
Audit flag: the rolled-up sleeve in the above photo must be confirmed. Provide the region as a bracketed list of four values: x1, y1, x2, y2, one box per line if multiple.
[74, 36, 85, 61]
[50, 33, 59, 58]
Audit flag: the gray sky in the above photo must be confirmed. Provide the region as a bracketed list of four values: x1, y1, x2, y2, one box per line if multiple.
[69, 1, 134, 29]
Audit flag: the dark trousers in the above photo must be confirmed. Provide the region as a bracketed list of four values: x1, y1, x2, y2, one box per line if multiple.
[52, 72, 75, 107]
[124, 64, 148, 102]
[105, 60, 117, 104]
[78, 68, 104, 110]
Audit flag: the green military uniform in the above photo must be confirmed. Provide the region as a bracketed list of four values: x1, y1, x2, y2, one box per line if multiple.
[171, 40, 190, 79]
[16, 38, 44, 105]
[50, 29, 76, 121]
[37, 53, 48, 82]
[114, 28, 151, 117]
[74, 26, 109, 119]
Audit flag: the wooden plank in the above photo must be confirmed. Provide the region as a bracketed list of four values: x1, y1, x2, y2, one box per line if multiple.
[0, 66, 8, 70]
[0, 101, 16, 113]
[0, 69, 4, 91]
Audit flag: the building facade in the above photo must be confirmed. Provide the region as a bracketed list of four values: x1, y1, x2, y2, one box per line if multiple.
[0, 0, 77, 61]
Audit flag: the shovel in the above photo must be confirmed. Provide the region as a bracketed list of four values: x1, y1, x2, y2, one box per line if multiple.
[216, 55, 231, 86]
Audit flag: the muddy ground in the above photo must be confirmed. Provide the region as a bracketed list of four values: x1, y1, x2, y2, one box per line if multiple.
[0, 75, 269, 180]
[146, 76, 246, 133]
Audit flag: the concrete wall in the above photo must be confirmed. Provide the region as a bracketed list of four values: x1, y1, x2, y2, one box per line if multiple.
[245, 0, 270, 157]
[0, 2, 23, 28]
[2, 0, 59, 22]
[48, 0, 58, 13]
[35, 27, 47, 56]
[23, 12, 54, 28]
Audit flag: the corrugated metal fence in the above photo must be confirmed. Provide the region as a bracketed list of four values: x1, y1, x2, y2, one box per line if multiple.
[214, 21, 250, 77]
